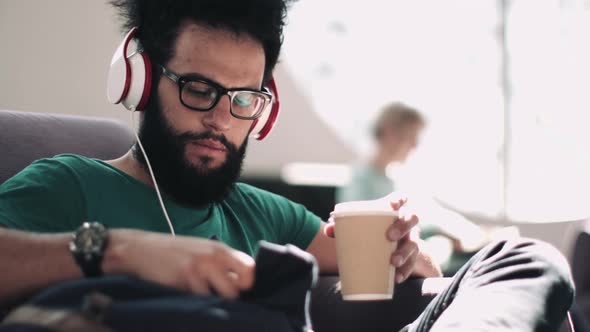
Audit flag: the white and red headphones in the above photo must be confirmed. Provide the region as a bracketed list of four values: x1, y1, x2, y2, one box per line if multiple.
[106, 27, 280, 141]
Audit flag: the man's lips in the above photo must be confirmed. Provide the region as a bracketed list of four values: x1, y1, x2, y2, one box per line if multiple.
[190, 139, 227, 152]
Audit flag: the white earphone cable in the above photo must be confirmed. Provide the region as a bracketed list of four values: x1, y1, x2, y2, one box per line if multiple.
[130, 108, 176, 236]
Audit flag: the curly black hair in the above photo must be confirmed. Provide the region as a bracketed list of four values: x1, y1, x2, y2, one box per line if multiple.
[110, 0, 293, 82]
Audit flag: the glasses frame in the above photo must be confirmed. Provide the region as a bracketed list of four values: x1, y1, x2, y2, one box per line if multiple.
[160, 65, 273, 120]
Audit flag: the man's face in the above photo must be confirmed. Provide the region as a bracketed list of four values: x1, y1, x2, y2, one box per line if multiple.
[160, 23, 265, 170]
[136, 23, 266, 207]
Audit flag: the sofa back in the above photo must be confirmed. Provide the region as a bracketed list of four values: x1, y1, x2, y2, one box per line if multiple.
[0, 110, 134, 184]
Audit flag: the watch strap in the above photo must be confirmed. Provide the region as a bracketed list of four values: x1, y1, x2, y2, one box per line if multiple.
[74, 252, 104, 278]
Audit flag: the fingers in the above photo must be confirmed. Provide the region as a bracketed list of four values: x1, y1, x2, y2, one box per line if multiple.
[388, 194, 408, 211]
[205, 266, 242, 299]
[184, 265, 211, 296]
[183, 244, 255, 299]
[324, 222, 335, 238]
[218, 247, 256, 291]
[387, 208, 419, 241]
[228, 249, 256, 290]
[393, 242, 419, 283]
[386, 202, 421, 283]
[414, 250, 443, 278]
[391, 228, 420, 283]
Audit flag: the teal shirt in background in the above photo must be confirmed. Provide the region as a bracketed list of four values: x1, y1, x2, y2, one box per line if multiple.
[0, 154, 322, 257]
[336, 162, 467, 244]
[336, 163, 394, 203]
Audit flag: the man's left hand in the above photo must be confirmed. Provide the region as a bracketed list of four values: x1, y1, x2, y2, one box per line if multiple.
[388, 196, 442, 282]
[325, 195, 442, 283]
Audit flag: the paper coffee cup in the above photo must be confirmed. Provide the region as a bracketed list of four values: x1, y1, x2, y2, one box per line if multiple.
[333, 200, 397, 301]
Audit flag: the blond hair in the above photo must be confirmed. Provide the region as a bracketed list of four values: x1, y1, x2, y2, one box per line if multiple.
[373, 102, 425, 140]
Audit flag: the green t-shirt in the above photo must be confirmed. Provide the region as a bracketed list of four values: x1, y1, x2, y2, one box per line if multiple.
[0, 154, 322, 256]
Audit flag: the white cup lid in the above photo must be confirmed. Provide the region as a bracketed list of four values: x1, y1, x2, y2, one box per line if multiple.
[332, 199, 398, 218]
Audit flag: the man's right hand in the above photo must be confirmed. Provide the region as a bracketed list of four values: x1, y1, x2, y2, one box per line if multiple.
[104, 229, 256, 299]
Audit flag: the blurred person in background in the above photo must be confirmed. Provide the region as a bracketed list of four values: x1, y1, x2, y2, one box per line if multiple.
[337, 102, 424, 202]
[337, 102, 489, 274]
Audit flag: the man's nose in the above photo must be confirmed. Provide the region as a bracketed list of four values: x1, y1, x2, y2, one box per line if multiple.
[202, 95, 232, 132]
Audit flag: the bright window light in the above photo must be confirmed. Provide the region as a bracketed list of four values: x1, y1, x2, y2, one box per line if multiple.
[284, 0, 504, 218]
[282, 0, 590, 222]
[281, 163, 352, 187]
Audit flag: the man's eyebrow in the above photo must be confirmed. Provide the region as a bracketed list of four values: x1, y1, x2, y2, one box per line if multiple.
[180, 72, 261, 90]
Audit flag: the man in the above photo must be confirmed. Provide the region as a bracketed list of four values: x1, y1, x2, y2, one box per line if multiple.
[0, 1, 574, 331]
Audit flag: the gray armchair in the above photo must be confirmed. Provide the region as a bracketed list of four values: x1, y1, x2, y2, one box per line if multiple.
[0, 110, 134, 185]
[571, 227, 590, 330]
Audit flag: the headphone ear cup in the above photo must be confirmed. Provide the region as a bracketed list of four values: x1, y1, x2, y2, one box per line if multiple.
[250, 78, 280, 141]
[136, 53, 152, 110]
[107, 27, 152, 111]
[122, 51, 152, 111]
[107, 29, 135, 104]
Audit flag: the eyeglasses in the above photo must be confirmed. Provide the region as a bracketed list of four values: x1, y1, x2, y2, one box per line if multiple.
[160, 65, 273, 120]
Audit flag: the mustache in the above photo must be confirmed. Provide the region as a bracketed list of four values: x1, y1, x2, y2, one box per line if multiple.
[177, 131, 238, 153]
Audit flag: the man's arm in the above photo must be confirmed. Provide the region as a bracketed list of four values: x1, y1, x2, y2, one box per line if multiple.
[0, 228, 81, 305]
[305, 223, 338, 275]
[0, 227, 256, 306]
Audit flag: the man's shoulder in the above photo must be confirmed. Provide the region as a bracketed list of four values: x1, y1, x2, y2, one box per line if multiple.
[46, 153, 96, 164]
[0, 154, 110, 231]
[228, 182, 295, 208]
[7, 154, 117, 188]
[230, 182, 279, 200]
[228, 182, 317, 216]
[31, 153, 97, 166]
[26, 154, 106, 175]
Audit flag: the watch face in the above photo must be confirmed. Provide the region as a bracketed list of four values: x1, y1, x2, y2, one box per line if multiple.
[71, 222, 107, 254]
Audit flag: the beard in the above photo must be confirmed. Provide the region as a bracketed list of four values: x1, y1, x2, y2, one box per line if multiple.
[133, 94, 247, 208]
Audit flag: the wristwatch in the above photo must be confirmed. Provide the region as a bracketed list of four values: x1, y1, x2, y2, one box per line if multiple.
[69, 222, 109, 278]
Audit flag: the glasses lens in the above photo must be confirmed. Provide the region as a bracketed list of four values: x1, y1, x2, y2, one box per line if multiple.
[181, 81, 218, 109]
[231, 92, 268, 118]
